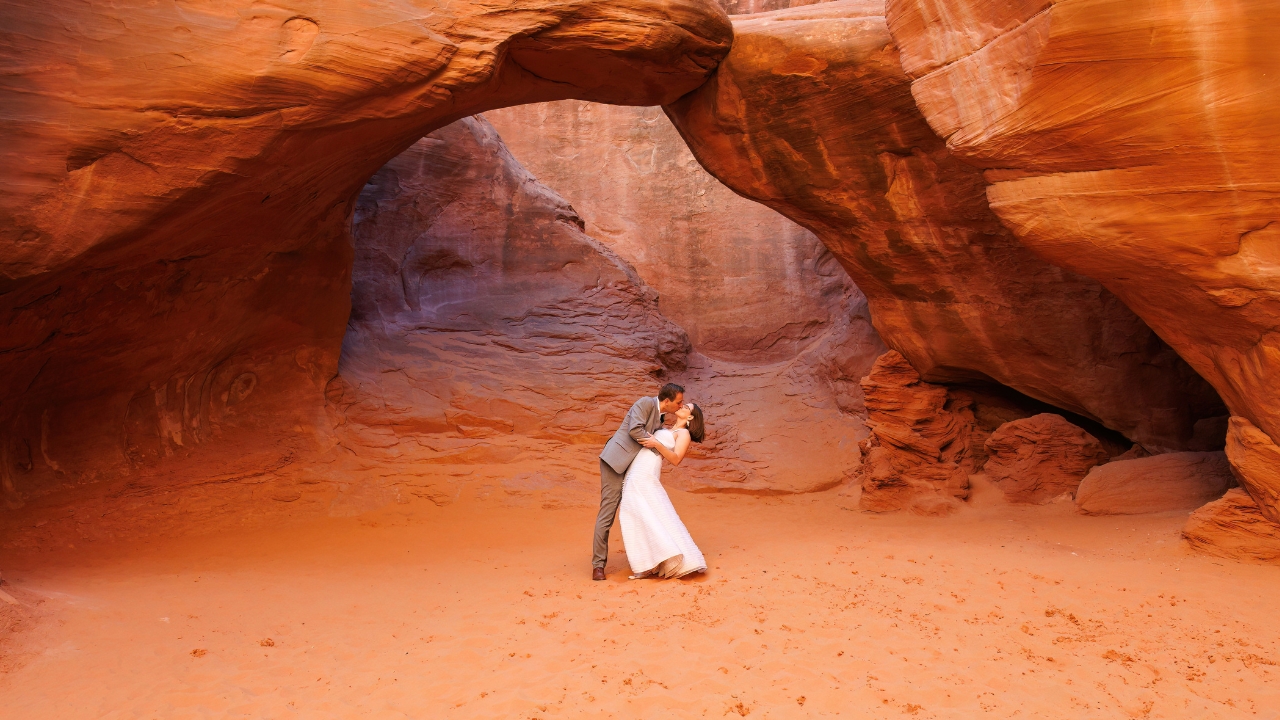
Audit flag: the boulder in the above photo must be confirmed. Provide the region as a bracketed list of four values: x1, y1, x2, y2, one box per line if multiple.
[1184, 489, 1280, 564]
[984, 414, 1108, 504]
[664, 0, 1225, 453]
[1224, 417, 1280, 524]
[1076, 452, 1235, 515]
[885, 0, 1280, 507]
[858, 352, 976, 514]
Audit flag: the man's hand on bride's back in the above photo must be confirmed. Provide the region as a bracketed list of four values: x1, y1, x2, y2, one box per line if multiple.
[639, 436, 660, 449]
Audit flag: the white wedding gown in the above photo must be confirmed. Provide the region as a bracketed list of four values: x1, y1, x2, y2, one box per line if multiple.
[618, 428, 707, 578]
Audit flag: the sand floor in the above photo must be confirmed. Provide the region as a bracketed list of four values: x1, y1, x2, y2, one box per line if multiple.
[2, 488, 1278, 718]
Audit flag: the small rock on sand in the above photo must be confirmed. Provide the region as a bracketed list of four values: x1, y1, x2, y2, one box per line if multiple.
[1184, 488, 1280, 562]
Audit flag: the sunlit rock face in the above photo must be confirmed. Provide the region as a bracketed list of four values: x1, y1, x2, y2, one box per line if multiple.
[663, 0, 1225, 453]
[983, 414, 1108, 504]
[0, 0, 732, 508]
[884, 0, 1280, 520]
[333, 115, 878, 498]
[486, 102, 848, 364]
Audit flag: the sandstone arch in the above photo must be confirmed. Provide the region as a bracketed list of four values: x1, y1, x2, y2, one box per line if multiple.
[0, 0, 732, 513]
[663, 0, 1225, 453]
[884, 0, 1280, 526]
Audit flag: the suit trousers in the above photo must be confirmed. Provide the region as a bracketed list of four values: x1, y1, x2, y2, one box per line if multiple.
[592, 458, 627, 569]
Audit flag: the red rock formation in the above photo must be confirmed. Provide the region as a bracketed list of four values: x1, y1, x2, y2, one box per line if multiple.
[485, 102, 855, 364]
[329, 116, 688, 501]
[664, 300, 883, 494]
[1184, 490, 1280, 564]
[717, 0, 830, 12]
[884, 0, 1280, 520]
[1224, 417, 1280, 525]
[330, 115, 876, 499]
[0, 0, 732, 510]
[1076, 452, 1235, 516]
[858, 351, 975, 515]
[983, 414, 1107, 504]
[486, 95, 886, 493]
[664, 0, 1224, 453]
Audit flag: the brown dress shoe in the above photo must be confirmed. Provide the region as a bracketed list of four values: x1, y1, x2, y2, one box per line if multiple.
[592, 567, 606, 581]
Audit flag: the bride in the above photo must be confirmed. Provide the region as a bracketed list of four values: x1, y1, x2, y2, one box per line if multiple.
[619, 403, 708, 579]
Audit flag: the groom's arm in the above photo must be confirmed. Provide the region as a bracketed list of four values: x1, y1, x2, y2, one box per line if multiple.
[626, 399, 653, 443]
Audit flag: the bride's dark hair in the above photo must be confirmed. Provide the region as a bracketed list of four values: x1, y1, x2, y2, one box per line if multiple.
[687, 404, 706, 443]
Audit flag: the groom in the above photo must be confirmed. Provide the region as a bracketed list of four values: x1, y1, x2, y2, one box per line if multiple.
[591, 383, 685, 580]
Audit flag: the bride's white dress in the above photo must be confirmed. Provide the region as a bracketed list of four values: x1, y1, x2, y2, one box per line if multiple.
[619, 428, 707, 578]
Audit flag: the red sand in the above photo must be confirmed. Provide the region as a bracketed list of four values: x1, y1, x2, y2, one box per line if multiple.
[2, 488, 1278, 718]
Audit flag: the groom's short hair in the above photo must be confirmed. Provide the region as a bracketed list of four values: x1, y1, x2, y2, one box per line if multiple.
[658, 383, 685, 402]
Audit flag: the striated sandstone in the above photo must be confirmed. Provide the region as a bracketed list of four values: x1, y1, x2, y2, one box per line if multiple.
[1076, 452, 1235, 516]
[1184, 489, 1280, 564]
[486, 96, 886, 493]
[664, 0, 1224, 452]
[485, 102, 857, 364]
[716, 0, 831, 12]
[332, 116, 873, 499]
[0, 0, 732, 509]
[885, 0, 1280, 517]
[1224, 417, 1280, 525]
[984, 414, 1107, 504]
[858, 351, 974, 515]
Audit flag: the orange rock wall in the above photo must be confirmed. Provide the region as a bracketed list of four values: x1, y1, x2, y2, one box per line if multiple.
[884, 0, 1280, 527]
[983, 414, 1107, 504]
[485, 93, 887, 494]
[485, 102, 851, 364]
[0, 0, 732, 508]
[858, 351, 975, 515]
[328, 116, 689, 503]
[664, 0, 1225, 453]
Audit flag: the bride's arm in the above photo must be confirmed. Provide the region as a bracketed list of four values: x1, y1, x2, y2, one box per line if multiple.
[641, 431, 692, 466]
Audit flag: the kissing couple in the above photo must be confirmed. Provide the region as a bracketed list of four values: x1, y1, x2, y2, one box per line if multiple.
[591, 383, 707, 581]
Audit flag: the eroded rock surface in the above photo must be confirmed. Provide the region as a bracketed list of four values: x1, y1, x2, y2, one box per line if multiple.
[885, 0, 1280, 518]
[333, 116, 874, 499]
[486, 102, 851, 364]
[486, 93, 885, 492]
[984, 414, 1107, 504]
[1184, 489, 1280, 564]
[0, 0, 732, 510]
[664, 0, 1224, 452]
[328, 117, 688, 502]
[858, 351, 975, 515]
[1076, 452, 1235, 516]
[1224, 417, 1280, 525]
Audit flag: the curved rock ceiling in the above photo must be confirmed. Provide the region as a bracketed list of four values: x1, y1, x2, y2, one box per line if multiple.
[0, 0, 732, 506]
[884, 0, 1280, 523]
[664, 0, 1225, 452]
[1, 0, 1277, 559]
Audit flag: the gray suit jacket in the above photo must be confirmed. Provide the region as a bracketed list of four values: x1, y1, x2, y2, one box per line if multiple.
[600, 396, 663, 474]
